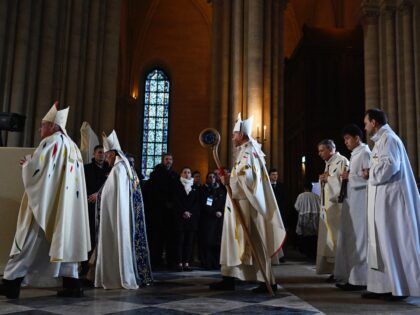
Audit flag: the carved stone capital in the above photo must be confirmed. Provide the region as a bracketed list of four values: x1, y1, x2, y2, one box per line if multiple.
[398, 0, 414, 14]
[380, 0, 397, 18]
[360, 1, 380, 25]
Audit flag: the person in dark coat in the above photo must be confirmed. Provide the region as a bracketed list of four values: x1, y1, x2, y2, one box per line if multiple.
[269, 168, 286, 225]
[269, 168, 287, 262]
[200, 172, 226, 269]
[192, 171, 201, 188]
[144, 153, 178, 268]
[172, 167, 201, 271]
[81, 144, 110, 276]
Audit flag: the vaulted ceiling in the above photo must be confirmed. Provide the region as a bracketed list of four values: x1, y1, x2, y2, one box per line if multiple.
[120, 0, 363, 90]
[285, 0, 363, 57]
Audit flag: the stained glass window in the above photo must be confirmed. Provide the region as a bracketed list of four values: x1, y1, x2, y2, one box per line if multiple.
[141, 69, 170, 178]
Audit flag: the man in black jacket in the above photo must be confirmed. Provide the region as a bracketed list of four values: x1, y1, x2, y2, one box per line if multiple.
[81, 145, 110, 276]
[269, 168, 287, 262]
[145, 153, 178, 268]
[269, 169, 286, 224]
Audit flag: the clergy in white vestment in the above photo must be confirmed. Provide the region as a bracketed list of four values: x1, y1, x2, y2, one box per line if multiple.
[0, 102, 91, 299]
[334, 124, 370, 291]
[94, 130, 139, 289]
[80, 121, 99, 164]
[362, 109, 420, 301]
[316, 139, 349, 276]
[209, 113, 286, 293]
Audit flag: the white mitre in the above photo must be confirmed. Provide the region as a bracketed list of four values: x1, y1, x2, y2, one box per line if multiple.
[233, 113, 254, 135]
[42, 101, 69, 134]
[102, 130, 122, 153]
[233, 112, 265, 159]
[43, 101, 58, 122]
[102, 130, 133, 178]
[80, 121, 100, 163]
[55, 107, 69, 132]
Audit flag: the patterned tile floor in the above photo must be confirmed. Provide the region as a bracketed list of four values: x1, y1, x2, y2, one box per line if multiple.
[0, 269, 322, 315]
[2, 261, 420, 314]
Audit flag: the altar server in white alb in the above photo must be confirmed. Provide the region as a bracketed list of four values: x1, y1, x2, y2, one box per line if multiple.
[294, 182, 320, 259]
[0, 102, 91, 299]
[210, 113, 286, 293]
[94, 130, 139, 289]
[334, 124, 370, 291]
[316, 139, 349, 277]
[362, 108, 420, 301]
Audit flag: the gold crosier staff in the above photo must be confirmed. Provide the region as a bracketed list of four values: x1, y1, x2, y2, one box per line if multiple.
[199, 128, 275, 296]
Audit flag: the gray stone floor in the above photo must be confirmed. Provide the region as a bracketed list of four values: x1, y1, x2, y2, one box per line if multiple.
[1, 260, 419, 314]
[275, 261, 420, 315]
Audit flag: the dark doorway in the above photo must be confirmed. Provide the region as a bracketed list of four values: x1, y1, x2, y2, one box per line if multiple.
[283, 25, 365, 244]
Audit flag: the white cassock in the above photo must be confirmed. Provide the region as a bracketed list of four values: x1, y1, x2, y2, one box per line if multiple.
[334, 143, 370, 285]
[366, 124, 420, 296]
[316, 152, 349, 274]
[95, 156, 138, 289]
[220, 140, 286, 284]
[4, 131, 91, 284]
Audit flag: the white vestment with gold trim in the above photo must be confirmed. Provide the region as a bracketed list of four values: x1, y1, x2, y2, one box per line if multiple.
[220, 141, 286, 284]
[316, 152, 349, 274]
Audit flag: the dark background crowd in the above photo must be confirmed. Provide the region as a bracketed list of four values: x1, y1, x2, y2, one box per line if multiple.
[84, 148, 290, 272]
[142, 153, 288, 271]
[142, 152, 227, 271]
